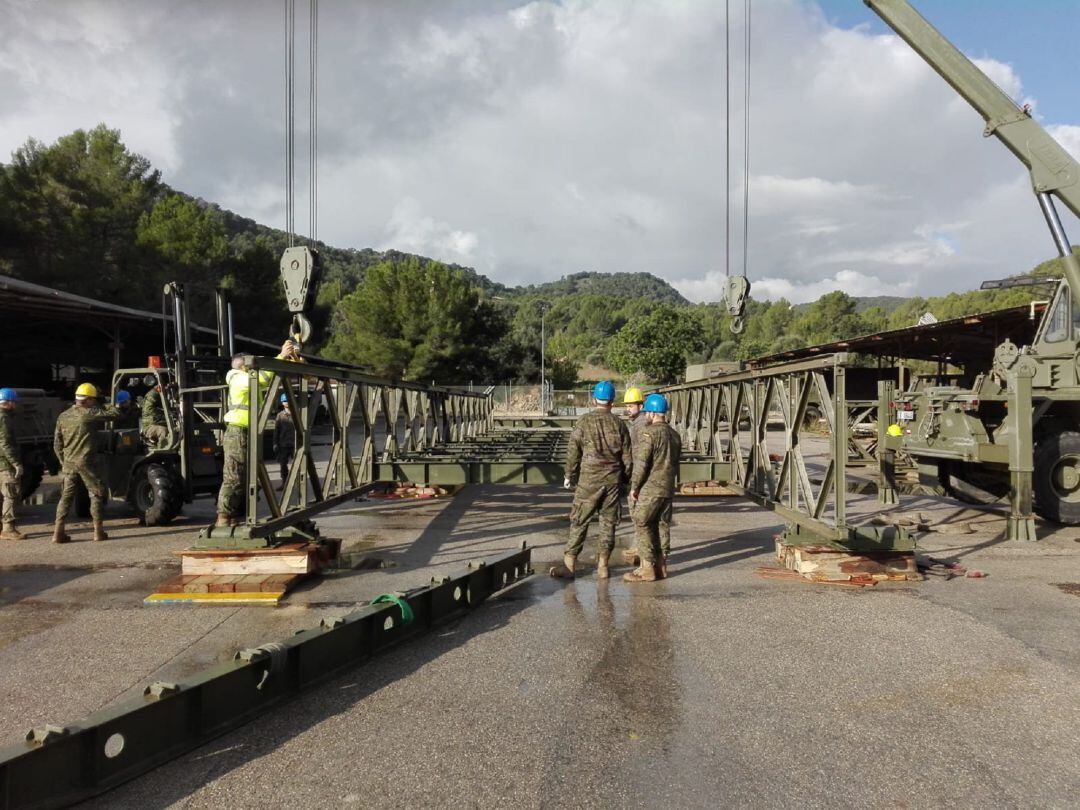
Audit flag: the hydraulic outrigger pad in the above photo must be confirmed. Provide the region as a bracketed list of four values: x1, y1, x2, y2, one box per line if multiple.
[279, 245, 322, 344]
[723, 275, 751, 334]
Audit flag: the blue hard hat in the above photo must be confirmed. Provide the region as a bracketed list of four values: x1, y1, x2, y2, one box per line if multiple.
[115, 390, 132, 405]
[643, 393, 669, 414]
[593, 381, 615, 402]
[0, 388, 17, 403]
[280, 393, 288, 404]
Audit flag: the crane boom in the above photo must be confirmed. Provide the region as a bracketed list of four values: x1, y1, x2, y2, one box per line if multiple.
[865, 0, 1080, 295]
[865, 0, 1080, 219]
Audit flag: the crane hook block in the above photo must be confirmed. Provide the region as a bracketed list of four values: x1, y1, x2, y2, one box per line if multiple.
[723, 276, 751, 335]
[280, 246, 322, 317]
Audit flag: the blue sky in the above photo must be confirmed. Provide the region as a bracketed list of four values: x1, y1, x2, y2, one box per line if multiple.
[817, 0, 1080, 124]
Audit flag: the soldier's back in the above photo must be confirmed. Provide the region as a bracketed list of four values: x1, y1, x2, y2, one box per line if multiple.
[56, 406, 100, 462]
[639, 422, 682, 498]
[575, 410, 629, 483]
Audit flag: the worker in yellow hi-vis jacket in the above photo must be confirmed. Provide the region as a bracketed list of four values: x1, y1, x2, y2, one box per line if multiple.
[215, 341, 299, 527]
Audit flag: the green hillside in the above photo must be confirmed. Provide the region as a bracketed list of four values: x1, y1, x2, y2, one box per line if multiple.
[0, 125, 1069, 385]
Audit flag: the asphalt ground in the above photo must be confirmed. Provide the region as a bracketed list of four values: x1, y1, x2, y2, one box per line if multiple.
[0, 469, 1078, 808]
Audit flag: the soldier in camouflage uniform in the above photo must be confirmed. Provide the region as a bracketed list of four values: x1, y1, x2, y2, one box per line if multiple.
[140, 386, 170, 445]
[0, 388, 26, 541]
[551, 380, 631, 580]
[52, 383, 121, 543]
[215, 342, 298, 527]
[625, 393, 682, 582]
[622, 387, 647, 564]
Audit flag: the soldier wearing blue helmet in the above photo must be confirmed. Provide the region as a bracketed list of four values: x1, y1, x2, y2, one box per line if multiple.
[625, 393, 681, 582]
[0, 388, 25, 541]
[551, 380, 631, 580]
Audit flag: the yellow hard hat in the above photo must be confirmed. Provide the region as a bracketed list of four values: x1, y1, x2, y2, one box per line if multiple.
[624, 387, 645, 404]
[887, 423, 903, 437]
[75, 382, 98, 400]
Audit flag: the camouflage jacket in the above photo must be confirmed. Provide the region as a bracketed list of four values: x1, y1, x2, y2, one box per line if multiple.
[0, 409, 18, 473]
[626, 411, 647, 465]
[140, 389, 166, 431]
[631, 422, 682, 499]
[54, 404, 120, 469]
[565, 408, 631, 488]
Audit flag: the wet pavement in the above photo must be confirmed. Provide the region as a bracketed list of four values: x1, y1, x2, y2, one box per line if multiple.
[1, 469, 1079, 807]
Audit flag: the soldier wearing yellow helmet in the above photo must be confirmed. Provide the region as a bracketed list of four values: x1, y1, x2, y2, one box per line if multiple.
[51, 382, 120, 543]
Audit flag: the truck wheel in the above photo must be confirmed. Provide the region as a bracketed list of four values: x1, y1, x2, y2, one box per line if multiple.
[1034, 431, 1080, 525]
[19, 461, 45, 501]
[128, 464, 184, 526]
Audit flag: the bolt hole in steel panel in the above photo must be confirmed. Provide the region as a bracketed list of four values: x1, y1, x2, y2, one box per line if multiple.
[103, 734, 124, 759]
[0, 546, 531, 810]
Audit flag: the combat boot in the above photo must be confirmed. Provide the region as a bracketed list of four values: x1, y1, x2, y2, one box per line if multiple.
[656, 554, 668, 580]
[0, 523, 25, 541]
[549, 553, 577, 579]
[215, 514, 232, 529]
[621, 548, 640, 566]
[597, 552, 610, 580]
[92, 520, 108, 542]
[52, 519, 70, 544]
[623, 560, 657, 583]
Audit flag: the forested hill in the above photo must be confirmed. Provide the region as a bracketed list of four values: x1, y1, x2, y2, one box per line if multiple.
[0, 125, 1071, 386]
[516, 271, 687, 304]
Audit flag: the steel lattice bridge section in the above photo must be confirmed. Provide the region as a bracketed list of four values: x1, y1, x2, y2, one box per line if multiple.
[198, 353, 732, 547]
[659, 353, 913, 553]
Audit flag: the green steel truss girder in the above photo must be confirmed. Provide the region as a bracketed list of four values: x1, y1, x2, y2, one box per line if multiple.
[659, 354, 909, 551]
[371, 458, 733, 487]
[199, 356, 493, 546]
[0, 546, 533, 810]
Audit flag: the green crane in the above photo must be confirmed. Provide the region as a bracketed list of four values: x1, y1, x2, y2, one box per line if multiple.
[865, 0, 1080, 535]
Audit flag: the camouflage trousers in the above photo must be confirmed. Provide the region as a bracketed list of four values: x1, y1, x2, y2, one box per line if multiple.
[0, 469, 19, 525]
[216, 425, 247, 519]
[629, 496, 672, 556]
[565, 482, 622, 558]
[56, 461, 107, 522]
[143, 424, 169, 445]
[632, 496, 673, 564]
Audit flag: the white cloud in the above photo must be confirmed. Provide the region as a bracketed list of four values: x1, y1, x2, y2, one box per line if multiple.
[675, 268, 915, 306]
[380, 197, 480, 265]
[0, 0, 1077, 303]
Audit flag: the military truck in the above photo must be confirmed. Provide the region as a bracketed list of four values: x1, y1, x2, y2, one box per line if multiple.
[863, 0, 1080, 532]
[9, 389, 65, 499]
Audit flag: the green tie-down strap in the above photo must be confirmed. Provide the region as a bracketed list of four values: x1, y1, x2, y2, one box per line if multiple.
[370, 593, 414, 625]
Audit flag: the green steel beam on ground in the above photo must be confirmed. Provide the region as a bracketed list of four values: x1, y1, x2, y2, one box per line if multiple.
[0, 546, 533, 810]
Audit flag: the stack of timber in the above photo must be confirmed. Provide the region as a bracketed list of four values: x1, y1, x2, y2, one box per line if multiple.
[679, 480, 740, 497]
[145, 540, 341, 605]
[367, 482, 461, 500]
[761, 536, 921, 587]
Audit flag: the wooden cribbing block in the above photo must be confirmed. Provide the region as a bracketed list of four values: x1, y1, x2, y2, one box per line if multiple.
[179, 543, 317, 576]
[774, 538, 921, 584]
[235, 575, 272, 593]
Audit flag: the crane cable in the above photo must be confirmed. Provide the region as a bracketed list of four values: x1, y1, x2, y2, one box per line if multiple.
[284, 0, 295, 247]
[309, 0, 318, 244]
[284, 0, 318, 246]
[741, 0, 751, 285]
[723, 0, 752, 333]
